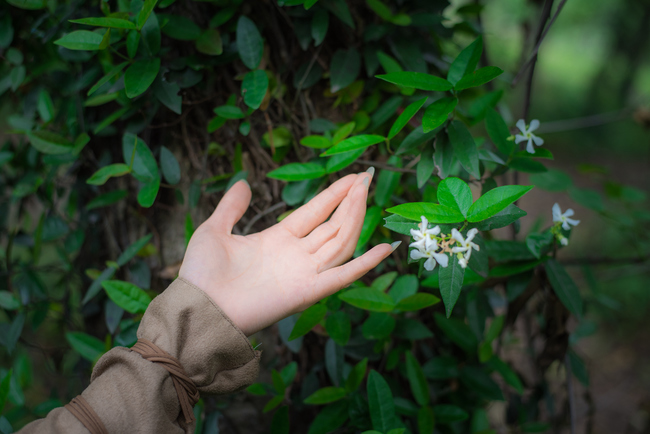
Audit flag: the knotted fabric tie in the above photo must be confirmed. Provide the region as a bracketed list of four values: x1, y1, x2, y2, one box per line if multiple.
[130, 338, 200, 424]
[65, 395, 108, 434]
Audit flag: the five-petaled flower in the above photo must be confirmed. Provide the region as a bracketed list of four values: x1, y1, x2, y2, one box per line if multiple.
[515, 119, 544, 154]
[409, 216, 448, 271]
[410, 247, 449, 271]
[451, 228, 480, 269]
[552, 203, 580, 230]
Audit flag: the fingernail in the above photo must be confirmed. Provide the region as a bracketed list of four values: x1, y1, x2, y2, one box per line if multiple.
[390, 241, 402, 252]
[363, 177, 369, 188]
[366, 166, 375, 178]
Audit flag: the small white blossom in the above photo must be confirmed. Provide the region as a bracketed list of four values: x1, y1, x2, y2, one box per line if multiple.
[552, 203, 580, 230]
[451, 228, 480, 268]
[409, 216, 440, 251]
[515, 119, 544, 154]
[410, 248, 449, 271]
[560, 236, 569, 246]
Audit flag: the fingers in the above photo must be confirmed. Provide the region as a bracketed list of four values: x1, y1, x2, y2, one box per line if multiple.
[206, 180, 252, 234]
[312, 243, 394, 301]
[280, 174, 358, 238]
[313, 178, 369, 270]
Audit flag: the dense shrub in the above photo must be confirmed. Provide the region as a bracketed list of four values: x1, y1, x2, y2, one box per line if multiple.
[1, 0, 648, 432]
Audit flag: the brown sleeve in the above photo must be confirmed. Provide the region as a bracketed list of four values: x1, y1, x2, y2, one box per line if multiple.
[18, 277, 261, 434]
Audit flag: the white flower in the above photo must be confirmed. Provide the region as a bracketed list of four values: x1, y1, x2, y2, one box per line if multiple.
[451, 228, 480, 268]
[515, 119, 544, 154]
[560, 237, 569, 246]
[552, 203, 580, 230]
[410, 248, 449, 271]
[409, 216, 440, 251]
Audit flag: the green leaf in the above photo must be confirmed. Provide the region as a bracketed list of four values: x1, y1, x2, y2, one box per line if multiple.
[362, 312, 395, 340]
[388, 274, 419, 303]
[137, 0, 158, 29]
[117, 234, 152, 266]
[448, 120, 480, 179]
[304, 387, 347, 405]
[387, 97, 427, 140]
[311, 9, 329, 46]
[267, 163, 326, 181]
[422, 356, 459, 379]
[437, 177, 473, 217]
[65, 332, 105, 362]
[422, 97, 457, 133]
[369, 95, 403, 130]
[242, 70, 269, 110]
[344, 358, 368, 393]
[467, 234, 488, 277]
[339, 287, 396, 312]
[383, 214, 418, 236]
[0, 291, 20, 310]
[455, 66, 503, 91]
[433, 405, 469, 423]
[485, 109, 514, 155]
[140, 11, 160, 55]
[321, 0, 355, 29]
[373, 156, 401, 207]
[418, 406, 435, 434]
[159, 14, 200, 40]
[306, 400, 349, 434]
[0, 370, 11, 414]
[447, 36, 482, 85]
[367, 370, 398, 432]
[326, 148, 365, 173]
[301, 135, 331, 149]
[124, 58, 160, 98]
[321, 134, 384, 156]
[488, 357, 524, 394]
[70, 17, 137, 29]
[27, 131, 74, 154]
[467, 185, 533, 222]
[127, 29, 140, 57]
[288, 304, 327, 340]
[263, 395, 284, 413]
[87, 163, 131, 185]
[416, 143, 434, 188]
[405, 352, 430, 406]
[386, 203, 465, 224]
[396, 293, 440, 311]
[37, 89, 54, 122]
[237, 16, 264, 69]
[54, 30, 106, 50]
[377, 72, 453, 91]
[93, 106, 129, 134]
[545, 259, 583, 317]
[330, 48, 361, 92]
[356, 205, 382, 250]
[332, 122, 356, 145]
[5, 0, 46, 9]
[160, 146, 181, 185]
[281, 362, 298, 385]
[468, 204, 527, 231]
[434, 313, 478, 353]
[325, 311, 351, 346]
[214, 105, 245, 119]
[122, 133, 159, 182]
[568, 349, 589, 386]
[438, 259, 465, 317]
[525, 232, 553, 259]
[366, 0, 392, 20]
[195, 28, 223, 55]
[569, 187, 604, 212]
[460, 366, 504, 401]
[101, 280, 152, 313]
[86, 190, 128, 210]
[153, 74, 181, 114]
[271, 406, 290, 434]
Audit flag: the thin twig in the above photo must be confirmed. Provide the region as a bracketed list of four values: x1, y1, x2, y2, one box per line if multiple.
[512, 0, 569, 87]
[537, 108, 632, 133]
[242, 202, 286, 235]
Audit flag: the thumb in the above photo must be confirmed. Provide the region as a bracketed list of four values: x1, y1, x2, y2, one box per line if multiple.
[207, 180, 252, 234]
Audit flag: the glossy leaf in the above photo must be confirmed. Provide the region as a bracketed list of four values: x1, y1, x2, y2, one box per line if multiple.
[448, 120, 480, 179]
[396, 293, 440, 311]
[70, 17, 137, 29]
[422, 97, 457, 133]
[447, 36, 482, 85]
[454, 66, 503, 91]
[545, 259, 583, 317]
[433, 405, 469, 423]
[87, 163, 131, 185]
[362, 312, 396, 340]
[214, 105, 245, 119]
[325, 311, 351, 346]
[438, 258, 465, 317]
[65, 332, 105, 362]
[321, 134, 384, 156]
[301, 135, 331, 149]
[311, 9, 328, 46]
[271, 406, 289, 434]
[377, 72, 453, 91]
[237, 16, 264, 69]
[304, 387, 346, 405]
[160, 146, 181, 185]
[467, 185, 533, 222]
[101, 280, 152, 314]
[344, 358, 368, 393]
[434, 313, 477, 352]
[122, 133, 159, 182]
[124, 58, 161, 98]
[437, 177, 473, 217]
[339, 287, 396, 312]
[416, 143, 434, 188]
[387, 97, 427, 139]
[330, 48, 361, 92]
[468, 204, 527, 231]
[289, 304, 327, 340]
[367, 370, 398, 432]
[326, 148, 365, 173]
[195, 29, 223, 56]
[242, 70, 268, 110]
[54, 30, 105, 50]
[306, 400, 349, 434]
[405, 352, 429, 406]
[386, 203, 465, 224]
[267, 163, 326, 181]
[485, 109, 514, 155]
[27, 131, 74, 154]
[356, 206, 382, 250]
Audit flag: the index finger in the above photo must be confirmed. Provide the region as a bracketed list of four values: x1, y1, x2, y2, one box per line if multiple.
[280, 173, 360, 238]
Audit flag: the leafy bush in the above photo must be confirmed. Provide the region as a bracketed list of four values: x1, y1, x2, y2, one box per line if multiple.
[1, 0, 648, 433]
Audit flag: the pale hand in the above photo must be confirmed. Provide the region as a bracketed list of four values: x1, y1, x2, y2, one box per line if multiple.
[178, 172, 395, 336]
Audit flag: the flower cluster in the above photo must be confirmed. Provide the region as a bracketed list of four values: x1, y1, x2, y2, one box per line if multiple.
[409, 216, 480, 271]
[551, 203, 580, 246]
